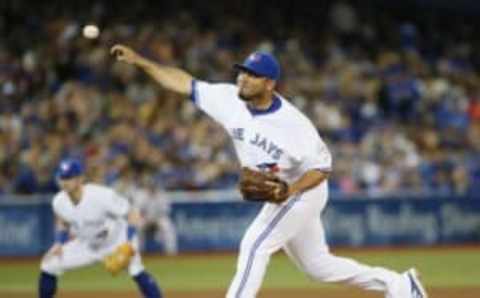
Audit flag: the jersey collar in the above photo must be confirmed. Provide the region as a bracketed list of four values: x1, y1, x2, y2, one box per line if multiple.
[247, 94, 282, 116]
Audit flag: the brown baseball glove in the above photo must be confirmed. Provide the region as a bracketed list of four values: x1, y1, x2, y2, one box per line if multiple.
[239, 167, 290, 203]
[103, 242, 135, 275]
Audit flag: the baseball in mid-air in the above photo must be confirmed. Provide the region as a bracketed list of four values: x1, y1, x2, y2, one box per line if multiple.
[82, 24, 99, 39]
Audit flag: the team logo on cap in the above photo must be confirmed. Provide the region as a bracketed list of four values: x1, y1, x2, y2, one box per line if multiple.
[61, 163, 70, 172]
[248, 53, 261, 62]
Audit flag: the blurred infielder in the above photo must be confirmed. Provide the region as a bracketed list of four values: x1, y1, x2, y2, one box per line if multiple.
[38, 158, 162, 298]
[111, 44, 428, 298]
[113, 175, 178, 255]
[132, 178, 178, 255]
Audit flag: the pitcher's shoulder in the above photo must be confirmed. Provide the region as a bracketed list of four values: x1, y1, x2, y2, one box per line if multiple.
[280, 99, 318, 131]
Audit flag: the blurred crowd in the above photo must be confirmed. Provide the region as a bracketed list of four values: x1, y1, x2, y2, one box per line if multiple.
[1, 1, 480, 198]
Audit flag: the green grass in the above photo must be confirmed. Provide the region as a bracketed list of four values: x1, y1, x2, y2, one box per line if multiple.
[2, 247, 479, 293]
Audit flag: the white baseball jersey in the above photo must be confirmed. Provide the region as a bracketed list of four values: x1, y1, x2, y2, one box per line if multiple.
[191, 80, 332, 184]
[191, 80, 413, 298]
[42, 183, 145, 276]
[52, 183, 130, 248]
[131, 188, 171, 220]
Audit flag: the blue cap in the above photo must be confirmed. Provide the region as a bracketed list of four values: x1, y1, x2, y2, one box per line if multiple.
[234, 52, 280, 80]
[56, 158, 84, 180]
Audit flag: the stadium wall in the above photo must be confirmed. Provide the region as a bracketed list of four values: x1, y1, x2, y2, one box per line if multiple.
[0, 194, 479, 256]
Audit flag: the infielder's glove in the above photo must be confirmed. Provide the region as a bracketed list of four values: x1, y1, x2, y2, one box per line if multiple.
[239, 167, 289, 203]
[103, 242, 135, 275]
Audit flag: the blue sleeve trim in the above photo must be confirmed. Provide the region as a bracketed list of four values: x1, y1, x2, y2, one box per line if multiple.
[127, 225, 137, 241]
[190, 80, 198, 104]
[55, 230, 69, 244]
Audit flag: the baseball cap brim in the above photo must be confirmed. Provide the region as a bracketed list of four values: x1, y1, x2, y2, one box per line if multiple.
[55, 172, 82, 180]
[233, 64, 265, 77]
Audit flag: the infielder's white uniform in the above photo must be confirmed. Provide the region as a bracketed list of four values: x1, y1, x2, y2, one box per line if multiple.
[41, 183, 144, 276]
[132, 187, 178, 255]
[191, 80, 413, 298]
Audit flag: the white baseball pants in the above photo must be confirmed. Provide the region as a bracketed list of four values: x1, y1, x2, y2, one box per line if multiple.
[40, 233, 144, 277]
[226, 188, 409, 298]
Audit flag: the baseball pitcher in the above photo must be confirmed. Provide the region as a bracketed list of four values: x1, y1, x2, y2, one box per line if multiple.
[111, 44, 428, 298]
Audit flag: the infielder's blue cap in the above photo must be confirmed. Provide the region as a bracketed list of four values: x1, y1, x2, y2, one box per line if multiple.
[234, 52, 280, 80]
[56, 158, 84, 180]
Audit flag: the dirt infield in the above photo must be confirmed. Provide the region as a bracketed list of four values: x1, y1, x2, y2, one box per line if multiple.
[4, 287, 479, 298]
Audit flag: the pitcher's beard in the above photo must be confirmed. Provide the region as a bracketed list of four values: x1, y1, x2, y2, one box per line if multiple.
[238, 88, 260, 102]
[238, 91, 251, 102]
